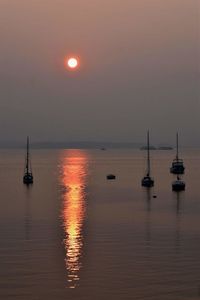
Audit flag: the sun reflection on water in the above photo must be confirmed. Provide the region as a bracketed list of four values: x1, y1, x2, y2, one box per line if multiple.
[61, 150, 88, 288]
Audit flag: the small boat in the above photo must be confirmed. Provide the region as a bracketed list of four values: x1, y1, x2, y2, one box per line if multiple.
[170, 133, 185, 174]
[141, 131, 154, 187]
[23, 136, 33, 184]
[172, 176, 185, 191]
[107, 174, 116, 180]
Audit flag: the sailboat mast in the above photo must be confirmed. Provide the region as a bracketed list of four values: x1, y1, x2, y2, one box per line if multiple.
[176, 132, 179, 160]
[147, 130, 150, 176]
[26, 136, 29, 174]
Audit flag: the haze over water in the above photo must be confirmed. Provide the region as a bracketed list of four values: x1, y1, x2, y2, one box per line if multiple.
[0, 148, 200, 299]
[0, 0, 199, 145]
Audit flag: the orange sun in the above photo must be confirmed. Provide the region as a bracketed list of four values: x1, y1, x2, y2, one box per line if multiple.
[66, 57, 79, 70]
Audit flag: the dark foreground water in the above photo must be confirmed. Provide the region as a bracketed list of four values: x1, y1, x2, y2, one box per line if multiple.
[0, 148, 200, 300]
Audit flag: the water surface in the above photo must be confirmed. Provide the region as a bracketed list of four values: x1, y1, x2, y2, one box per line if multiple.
[0, 148, 200, 300]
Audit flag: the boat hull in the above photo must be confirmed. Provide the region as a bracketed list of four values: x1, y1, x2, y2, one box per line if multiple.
[170, 167, 185, 175]
[23, 174, 33, 184]
[172, 181, 185, 191]
[141, 176, 154, 187]
[170, 159, 185, 174]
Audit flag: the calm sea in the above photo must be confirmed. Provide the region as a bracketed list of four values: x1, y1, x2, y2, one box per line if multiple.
[0, 148, 200, 300]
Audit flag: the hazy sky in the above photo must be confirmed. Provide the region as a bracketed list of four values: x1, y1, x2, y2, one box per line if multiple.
[0, 0, 199, 145]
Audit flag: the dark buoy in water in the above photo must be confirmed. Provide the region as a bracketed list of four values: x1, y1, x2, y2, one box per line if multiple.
[107, 174, 116, 180]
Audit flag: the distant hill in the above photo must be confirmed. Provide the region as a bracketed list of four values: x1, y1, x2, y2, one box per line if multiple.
[0, 141, 142, 149]
[31, 141, 142, 149]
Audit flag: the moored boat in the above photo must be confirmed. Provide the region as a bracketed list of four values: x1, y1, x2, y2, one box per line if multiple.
[172, 176, 185, 191]
[170, 133, 185, 174]
[23, 136, 33, 184]
[141, 131, 154, 187]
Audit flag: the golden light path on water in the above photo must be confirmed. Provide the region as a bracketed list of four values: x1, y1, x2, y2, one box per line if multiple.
[61, 150, 88, 288]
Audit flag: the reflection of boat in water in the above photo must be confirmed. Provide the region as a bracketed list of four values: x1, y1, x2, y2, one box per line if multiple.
[144, 187, 152, 212]
[61, 150, 88, 288]
[141, 131, 154, 188]
[23, 136, 33, 184]
[24, 185, 32, 240]
[172, 176, 185, 191]
[174, 190, 182, 215]
[170, 133, 185, 174]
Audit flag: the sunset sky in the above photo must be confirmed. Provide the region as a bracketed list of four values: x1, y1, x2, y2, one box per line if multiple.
[0, 0, 199, 145]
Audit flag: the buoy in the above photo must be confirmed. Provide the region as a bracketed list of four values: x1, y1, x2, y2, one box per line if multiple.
[106, 174, 116, 180]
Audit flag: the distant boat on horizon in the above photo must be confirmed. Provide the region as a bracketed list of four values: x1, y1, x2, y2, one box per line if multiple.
[140, 146, 173, 150]
[170, 133, 185, 174]
[23, 136, 33, 184]
[157, 146, 173, 150]
[141, 131, 154, 188]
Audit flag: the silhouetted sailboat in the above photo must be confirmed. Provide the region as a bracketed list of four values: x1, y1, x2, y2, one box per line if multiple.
[141, 131, 154, 187]
[23, 136, 33, 184]
[172, 175, 185, 191]
[170, 133, 185, 174]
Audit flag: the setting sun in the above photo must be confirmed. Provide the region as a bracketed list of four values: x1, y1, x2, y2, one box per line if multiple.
[66, 57, 79, 69]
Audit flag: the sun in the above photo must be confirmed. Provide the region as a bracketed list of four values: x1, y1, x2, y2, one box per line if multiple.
[67, 57, 79, 69]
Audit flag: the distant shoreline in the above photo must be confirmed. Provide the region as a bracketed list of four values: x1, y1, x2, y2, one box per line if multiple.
[0, 145, 197, 150]
[0, 141, 196, 150]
